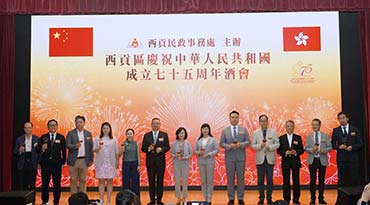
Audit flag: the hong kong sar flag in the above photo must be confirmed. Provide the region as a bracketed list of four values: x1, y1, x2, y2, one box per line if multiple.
[49, 27, 93, 57]
[283, 26, 321, 51]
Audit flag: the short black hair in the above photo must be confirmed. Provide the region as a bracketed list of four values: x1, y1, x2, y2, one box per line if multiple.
[229, 110, 239, 116]
[126, 128, 135, 135]
[175, 127, 188, 140]
[259, 114, 268, 121]
[286, 120, 294, 125]
[68, 192, 89, 205]
[47, 119, 58, 126]
[337, 111, 348, 118]
[116, 189, 140, 205]
[24, 122, 33, 127]
[312, 118, 321, 125]
[151, 118, 160, 122]
[75, 115, 86, 122]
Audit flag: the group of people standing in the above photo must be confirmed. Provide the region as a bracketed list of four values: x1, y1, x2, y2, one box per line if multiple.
[13, 111, 362, 205]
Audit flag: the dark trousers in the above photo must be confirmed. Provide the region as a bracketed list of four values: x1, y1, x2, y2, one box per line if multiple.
[123, 161, 140, 198]
[41, 161, 62, 204]
[282, 161, 300, 203]
[309, 158, 326, 201]
[18, 156, 36, 200]
[257, 158, 274, 201]
[336, 162, 359, 203]
[147, 161, 165, 202]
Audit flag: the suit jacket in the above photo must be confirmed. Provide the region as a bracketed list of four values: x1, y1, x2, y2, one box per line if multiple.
[220, 125, 250, 162]
[37, 133, 66, 166]
[171, 140, 192, 165]
[305, 131, 332, 166]
[141, 131, 170, 167]
[66, 128, 94, 166]
[251, 128, 280, 165]
[277, 133, 304, 168]
[13, 135, 39, 170]
[331, 125, 362, 164]
[194, 137, 219, 165]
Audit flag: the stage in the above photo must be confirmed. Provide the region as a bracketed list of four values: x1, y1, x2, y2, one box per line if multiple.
[35, 189, 338, 205]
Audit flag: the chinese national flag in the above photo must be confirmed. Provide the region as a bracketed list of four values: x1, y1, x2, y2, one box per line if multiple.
[49, 27, 93, 57]
[283, 27, 321, 51]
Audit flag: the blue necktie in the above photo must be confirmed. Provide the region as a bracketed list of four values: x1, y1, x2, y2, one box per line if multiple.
[315, 132, 319, 145]
[263, 129, 267, 139]
[233, 126, 237, 140]
[153, 132, 157, 144]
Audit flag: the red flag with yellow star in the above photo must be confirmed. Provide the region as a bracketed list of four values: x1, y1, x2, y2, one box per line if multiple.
[49, 27, 93, 57]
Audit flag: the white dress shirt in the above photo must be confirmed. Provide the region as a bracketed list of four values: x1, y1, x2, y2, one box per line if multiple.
[77, 130, 86, 157]
[314, 131, 322, 158]
[287, 133, 293, 147]
[342, 124, 349, 134]
[25, 135, 32, 152]
[230, 125, 239, 139]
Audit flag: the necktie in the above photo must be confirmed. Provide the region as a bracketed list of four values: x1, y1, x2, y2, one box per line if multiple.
[315, 132, 319, 145]
[263, 129, 267, 139]
[51, 133, 55, 145]
[153, 132, 157, 144]
[342, 126, 348, 135]
[233, 126, 237, 140]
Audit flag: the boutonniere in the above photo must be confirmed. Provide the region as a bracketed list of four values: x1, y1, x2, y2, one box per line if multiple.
[86, 137, 91, 140]
[293, 141, 298, 145]
[351, 132, 356, 136]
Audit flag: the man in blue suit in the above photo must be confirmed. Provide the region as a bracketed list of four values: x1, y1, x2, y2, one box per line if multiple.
[13, 122, 39, 197]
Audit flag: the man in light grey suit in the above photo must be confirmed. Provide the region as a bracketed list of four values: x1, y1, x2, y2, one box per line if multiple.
[305, 118, 332, 205]
[66, 115, 94, 194]
[251, 114, 280, 205]
[220, 110, 250, 205]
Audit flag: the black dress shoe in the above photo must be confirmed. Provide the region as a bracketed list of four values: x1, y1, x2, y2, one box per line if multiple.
[318, 200, 327, 205]
[257, 199, 264, 204]
[147, 201, 155, 205]
[238, 200, 245, 205]
[157, 201, 164, 205]
[267, 199, 274, 204]
[228, 200, 234, 204]
[293, 201, 301, 204]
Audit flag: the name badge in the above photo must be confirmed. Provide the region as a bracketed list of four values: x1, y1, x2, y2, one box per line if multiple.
[351, 132, 356, 136]
[293, 141, 298, 145]
[55, 140, 61, 143]
[158, 138, 164, 142]
[238, 131, 245, 135]
[267, 137, 272, 140]
[86, 137, 91, 140]
[321, 140, 326, 143]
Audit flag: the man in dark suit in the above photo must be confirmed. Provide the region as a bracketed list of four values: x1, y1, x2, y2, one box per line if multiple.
[37, 119, 66, 205]
[141, 118, 170, 205]
[13, 122, 39, 199]
[332, 112, 362, 204]
[277, 120, 304, 205]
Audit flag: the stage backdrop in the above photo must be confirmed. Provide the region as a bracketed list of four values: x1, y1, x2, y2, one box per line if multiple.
[30, 12, 341, 187]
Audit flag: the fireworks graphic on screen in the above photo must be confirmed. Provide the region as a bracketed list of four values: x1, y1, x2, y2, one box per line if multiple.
[31, 75, 95, 130]
[146, 85, 230, 185]
[294, 97, 339, 136]
[241, 102, 291, 136]
[146, 85, 230, 138]
[86, 102, 146, 142]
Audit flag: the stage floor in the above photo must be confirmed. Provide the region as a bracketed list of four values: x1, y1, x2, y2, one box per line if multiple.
[35, 189, 338, 205]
